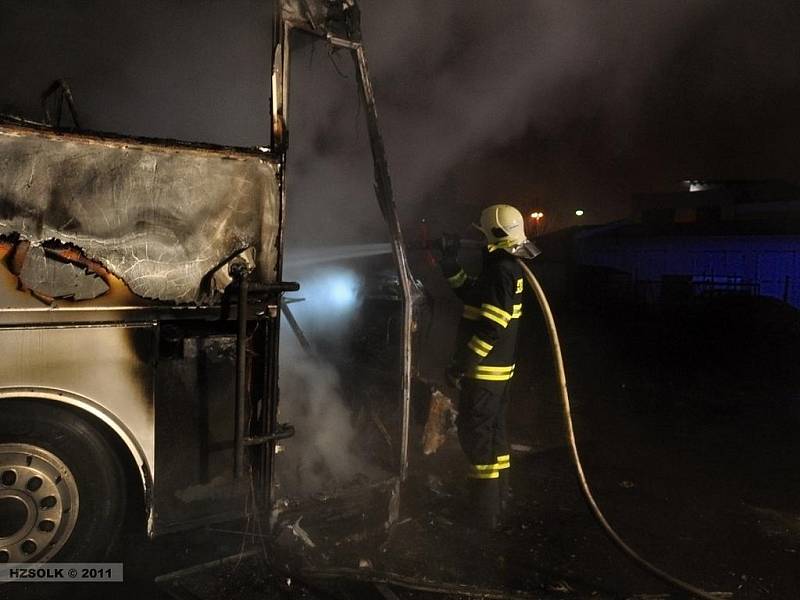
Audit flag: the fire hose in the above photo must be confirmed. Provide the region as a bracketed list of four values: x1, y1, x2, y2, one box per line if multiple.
[517, 259, 721, 600]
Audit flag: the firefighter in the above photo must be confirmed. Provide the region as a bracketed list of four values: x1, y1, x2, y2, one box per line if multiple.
[438, 204, 540, 529]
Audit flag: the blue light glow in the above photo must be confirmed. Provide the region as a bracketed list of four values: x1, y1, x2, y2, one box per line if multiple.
[327, 273, 358, 309]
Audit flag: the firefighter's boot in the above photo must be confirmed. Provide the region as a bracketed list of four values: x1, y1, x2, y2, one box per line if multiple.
[468, 477, 500, 530]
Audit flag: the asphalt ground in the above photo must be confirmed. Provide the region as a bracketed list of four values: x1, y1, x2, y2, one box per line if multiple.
[375, 285, 800, 599]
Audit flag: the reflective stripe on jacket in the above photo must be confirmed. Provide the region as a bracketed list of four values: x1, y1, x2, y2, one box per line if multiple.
[441, 248, 523, 382]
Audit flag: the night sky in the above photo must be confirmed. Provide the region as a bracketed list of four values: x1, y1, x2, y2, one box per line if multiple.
[2, 1, 800, 242]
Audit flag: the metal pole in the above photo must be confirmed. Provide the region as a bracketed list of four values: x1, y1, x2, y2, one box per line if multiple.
[262, 3, 292, 511]
[281, 301, 313, 354]
[348, 41, 417, 481]
[233, 271, 249, 479]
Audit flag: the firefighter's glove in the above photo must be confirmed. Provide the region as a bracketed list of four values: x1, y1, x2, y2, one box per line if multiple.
[432, 233, 460, 265]
[442, 233, 461, 260]
[440, 233, 460, 260]
[445, 364, 465, 392]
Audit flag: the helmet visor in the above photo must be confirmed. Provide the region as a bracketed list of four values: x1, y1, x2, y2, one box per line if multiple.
[509, 239, 541, 259]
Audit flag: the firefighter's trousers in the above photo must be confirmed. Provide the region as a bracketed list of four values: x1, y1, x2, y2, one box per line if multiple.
[456, 379, 512, 527]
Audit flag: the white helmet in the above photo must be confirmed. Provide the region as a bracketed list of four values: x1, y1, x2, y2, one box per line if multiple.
[475, 204, 541, 259]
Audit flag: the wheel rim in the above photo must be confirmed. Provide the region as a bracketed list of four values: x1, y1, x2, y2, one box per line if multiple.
[0, 443, 79, 563]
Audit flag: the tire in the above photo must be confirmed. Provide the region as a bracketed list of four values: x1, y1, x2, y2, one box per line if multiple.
[0, 400, 127, 564]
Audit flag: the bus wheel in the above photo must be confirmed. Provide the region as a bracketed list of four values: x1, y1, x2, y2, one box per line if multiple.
[0, 401, 127, 564]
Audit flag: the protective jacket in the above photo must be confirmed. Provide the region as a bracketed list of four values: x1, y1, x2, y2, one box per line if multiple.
[441, 248, 524, 385]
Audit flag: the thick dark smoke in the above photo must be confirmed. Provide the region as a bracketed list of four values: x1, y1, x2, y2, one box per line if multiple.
[295, 0, 800, 233]
[2, 1, 800, 238]
[285, 0, 800, 238]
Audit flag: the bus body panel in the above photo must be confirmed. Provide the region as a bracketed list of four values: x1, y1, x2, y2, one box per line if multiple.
[0, 121, 284, 538]
[0, 323, 157, 528]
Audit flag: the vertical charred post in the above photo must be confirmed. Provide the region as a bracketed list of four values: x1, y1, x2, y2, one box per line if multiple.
[262, 304, 280, 513]
[232, 264, 249, 479]
[349, 40, 419, 482]
[244, 282, 298, 513]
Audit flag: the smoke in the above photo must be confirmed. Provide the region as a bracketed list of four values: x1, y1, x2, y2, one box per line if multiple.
[276, 264, 390, 496]
[287, 0, 717, 233]
[288, 0, 800, 232]
[277, 333, 375, 496]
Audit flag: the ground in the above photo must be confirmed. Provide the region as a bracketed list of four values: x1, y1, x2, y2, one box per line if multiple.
[10, 292, 800, 600]
[370, 297, 800, 599]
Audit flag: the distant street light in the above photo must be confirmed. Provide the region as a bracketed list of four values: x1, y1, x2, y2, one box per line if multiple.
[575, 209, 584, 217]
[529, 211, 544, 235]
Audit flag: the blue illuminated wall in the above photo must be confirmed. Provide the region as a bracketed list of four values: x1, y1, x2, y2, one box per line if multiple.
[575, 234, 800, 308]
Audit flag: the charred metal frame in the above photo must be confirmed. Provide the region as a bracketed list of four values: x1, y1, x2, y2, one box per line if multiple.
[40, 79, 81, 129]
[274, 0, 419, 483]
[233, 265, 249, 478]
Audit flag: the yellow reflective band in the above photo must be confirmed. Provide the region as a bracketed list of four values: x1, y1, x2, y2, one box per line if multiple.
[447, 269, 467, 288]
[481, 311, 508, 328]
[472, 373, 514, 381]
[468, 471, 500, 479]
[482, 303, 512, 321]
[480, 303, 511, 327]
[512, 303, 522, 318]
[515, 278, 523, 293]
[497, 454, 511, 462]
[467, 340, 488, 357]
[468, 364, 515, 381]
[495, 461, 511, 470]
[467, 335, 493, 357]
[462, 305, 481, 320]
[468, 463, 500, 479]
[473, 364, 515, 373]
[471, 463, 497, 471]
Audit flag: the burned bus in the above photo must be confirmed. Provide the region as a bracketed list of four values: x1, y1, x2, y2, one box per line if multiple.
[0, 0, 416, 566]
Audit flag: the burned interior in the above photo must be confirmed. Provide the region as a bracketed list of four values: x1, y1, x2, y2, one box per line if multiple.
[0, 122, 280, 303]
